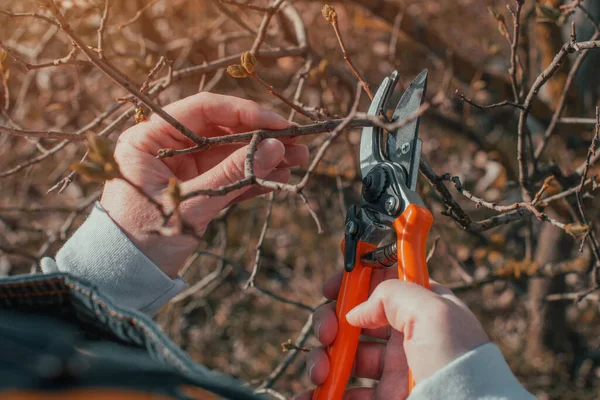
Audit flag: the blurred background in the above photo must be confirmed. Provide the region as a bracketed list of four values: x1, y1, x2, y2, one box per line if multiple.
[1, 0, 600, 399]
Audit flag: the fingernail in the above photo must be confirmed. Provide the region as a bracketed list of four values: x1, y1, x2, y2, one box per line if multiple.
[345, 306, 362, 324]
[314, 320, 322, 337]
[307, 359, 315, 379]
[254, 139, 284, 171]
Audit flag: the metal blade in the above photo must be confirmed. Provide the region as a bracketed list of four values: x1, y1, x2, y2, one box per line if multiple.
[359, 71, 399, 178]
[387, 69, 428, 190]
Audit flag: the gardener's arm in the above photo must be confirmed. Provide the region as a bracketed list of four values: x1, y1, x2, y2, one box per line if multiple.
[299, 275, 536, 400]
[42, 92, 308, 315]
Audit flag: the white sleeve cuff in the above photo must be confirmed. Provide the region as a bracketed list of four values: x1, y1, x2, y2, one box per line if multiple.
[41, 202, 187, 315]
[408, 343, 535, 400]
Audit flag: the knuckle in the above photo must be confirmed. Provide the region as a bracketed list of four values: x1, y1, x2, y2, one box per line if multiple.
[222, 154, 245, 183]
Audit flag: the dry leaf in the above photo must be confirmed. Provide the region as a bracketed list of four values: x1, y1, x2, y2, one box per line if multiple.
[71, 133, 122, 182]
[227, 64, 249, 78]
[135, 106, 146, 123]
[240, 52, 257, 74]
[166, 177, 181, 208]
[564, 222, 590, 238]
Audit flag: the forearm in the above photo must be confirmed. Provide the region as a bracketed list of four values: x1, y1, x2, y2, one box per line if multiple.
[41, 202, 187, 315]
[408, 342, 536, 400]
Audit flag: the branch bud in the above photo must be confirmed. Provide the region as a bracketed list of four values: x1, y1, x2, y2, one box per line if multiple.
[321, 4, 337, 24]
[241, 51, 257, 74]
[135, 106, 146, 124]
[564, 222, 590, 238]
[227, 64, 249, 78]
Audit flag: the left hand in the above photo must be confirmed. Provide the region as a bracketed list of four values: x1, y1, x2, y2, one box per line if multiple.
[101, 93, 308, 278]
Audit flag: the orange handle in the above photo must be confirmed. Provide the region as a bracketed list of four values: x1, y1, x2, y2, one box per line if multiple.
[312, 241, 377, 400]
[393, 203, 434, 392]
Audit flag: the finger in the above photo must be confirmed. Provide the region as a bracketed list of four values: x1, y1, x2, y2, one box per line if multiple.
[149, 92, 290, 140]
[363, 325, 391, 340]
[346, 280, 436, 331]
[312, 303, 337, 346]
[180, 139, 285, 218]
[294, 390, 313, 400]
[343, 388, 376, 400]
[322, 271, 343, 300]
[297, 388, 376, 400]
[279, 144, 309, 168]
[376, 330, 409, 400]
[352, 341, 386, 380]
[306, 347, 329, 385]
[191, 143, 307, 178]
[306, 341, 386, 385]
[227, 169, 290, 205]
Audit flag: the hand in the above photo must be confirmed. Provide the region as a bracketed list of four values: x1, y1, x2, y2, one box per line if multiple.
[299, 269, 489, 399]
[100, 93, 308, 278]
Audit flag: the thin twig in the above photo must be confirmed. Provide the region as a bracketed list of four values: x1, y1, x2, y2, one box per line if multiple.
[118, 0, 161, 29]
[456, 90, 524, 110]
[97, 0, 110, 59]
[323, 5, 373, 99]
[42, 0, 207, 146]
[245, 192, 274, 289]
[517, 39, 600, 199]
[220, 0, 270, 12]
[251, 73, 318, 121]
[534, 3, 600, 160]
[508, 0, 524, 102]
[250, 0, 286, 55]
[0, 9, 59, 26]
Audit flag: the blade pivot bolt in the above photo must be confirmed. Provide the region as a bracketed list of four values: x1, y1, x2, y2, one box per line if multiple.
[385, 196, 399, 215]
[401, 142, 410, 154]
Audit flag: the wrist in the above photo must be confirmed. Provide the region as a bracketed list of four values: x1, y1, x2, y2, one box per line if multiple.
[100, 192, 199, 278]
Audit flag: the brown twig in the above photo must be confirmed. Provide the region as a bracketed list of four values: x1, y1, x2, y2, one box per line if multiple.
[517, 39, 600, 199]
[42, 0, 207, 146]
[258, 300, 327, 390]
[508, 0, 525, 102]
[0, 42, 87, 71]
[140, 56, 166, 94]
[250, 0, 286, 55]
[220, 0, 270, 12]
[118, 0, 161, 29]
[534, 3, 600, 160]
[322, 5, 373, 100]
[455, 90, 524, 110]
[251, 73, 318, 121]
[97, 0, 110, 59]
[0, 9, 59, 26]
[245, 192, 274, 289]
[0, 126, 86, 141]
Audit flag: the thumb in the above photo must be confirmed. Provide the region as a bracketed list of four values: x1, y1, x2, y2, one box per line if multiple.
[345, 280, 435, 332]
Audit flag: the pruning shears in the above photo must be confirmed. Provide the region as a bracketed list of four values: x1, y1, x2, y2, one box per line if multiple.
[313, 70, 433, 400]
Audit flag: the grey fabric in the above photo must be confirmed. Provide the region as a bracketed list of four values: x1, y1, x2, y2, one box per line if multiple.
[41, 202, 187, 315]
[38, 202, 534, 399]
[408, 342, 536, 399]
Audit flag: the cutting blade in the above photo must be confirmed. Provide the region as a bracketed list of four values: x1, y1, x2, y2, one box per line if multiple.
[359, 71, 399, 178]
[387, 69, 428, 190]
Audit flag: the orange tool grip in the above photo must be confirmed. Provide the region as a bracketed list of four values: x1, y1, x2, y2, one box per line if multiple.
[312, 241, 377, 400]
[393, 203, 434, 392]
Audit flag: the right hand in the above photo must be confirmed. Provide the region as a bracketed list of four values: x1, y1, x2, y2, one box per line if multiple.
[299, 271, 489, 399]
